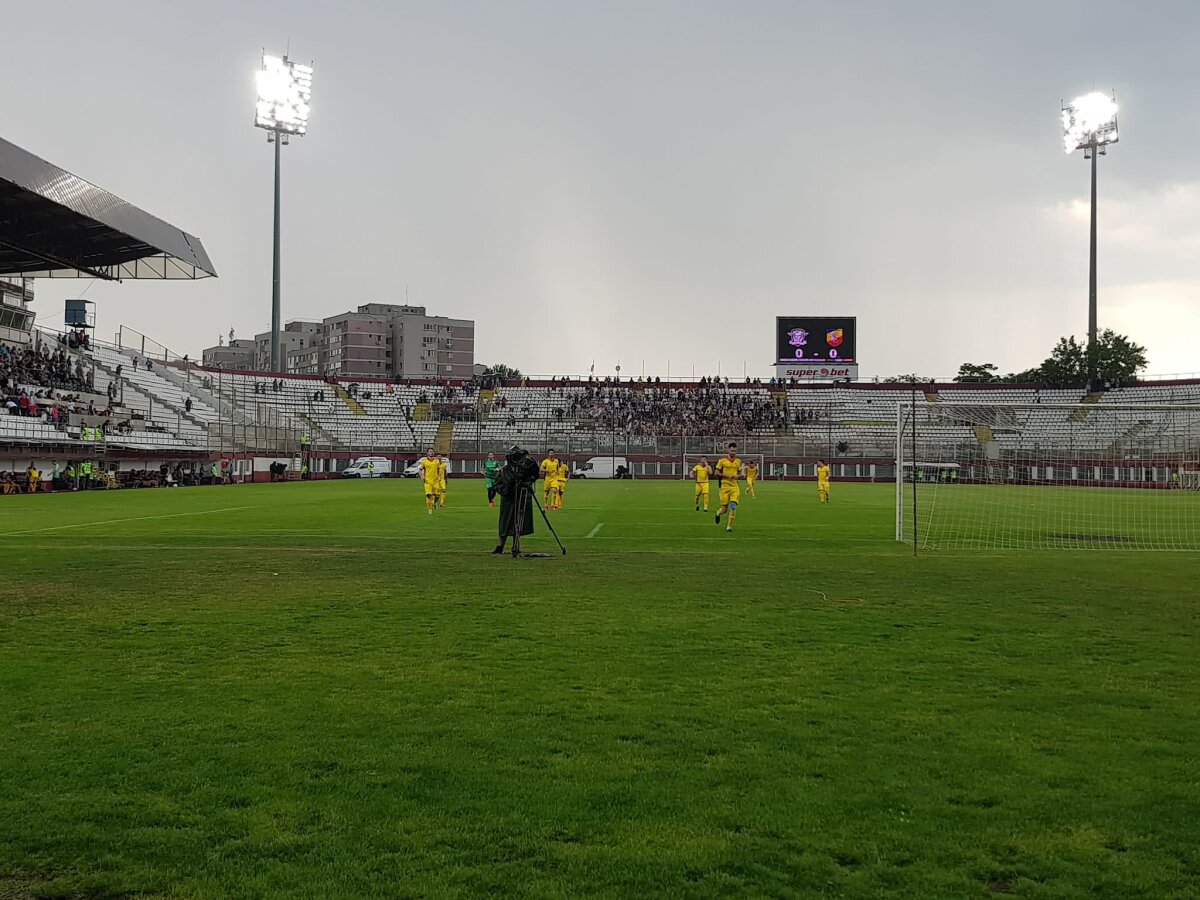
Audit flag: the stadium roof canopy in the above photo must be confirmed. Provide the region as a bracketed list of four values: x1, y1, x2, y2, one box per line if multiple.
[0, 135, 216, 281]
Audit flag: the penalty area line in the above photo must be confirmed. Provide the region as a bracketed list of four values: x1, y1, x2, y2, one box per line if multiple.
[585, 523, 604, 538]
[0, 505, 256, 537]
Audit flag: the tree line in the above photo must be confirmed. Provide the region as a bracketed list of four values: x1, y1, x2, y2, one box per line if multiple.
[953, 331, 1147, 388]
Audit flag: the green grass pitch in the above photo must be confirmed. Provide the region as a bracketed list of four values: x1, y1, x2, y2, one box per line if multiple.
[2, 479, 1198, 898]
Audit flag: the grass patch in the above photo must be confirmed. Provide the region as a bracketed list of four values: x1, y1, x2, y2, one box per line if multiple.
[1, 480, 1198, 897]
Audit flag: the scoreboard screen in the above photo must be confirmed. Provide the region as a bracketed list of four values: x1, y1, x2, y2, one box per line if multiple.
[775, 316, 857, 364]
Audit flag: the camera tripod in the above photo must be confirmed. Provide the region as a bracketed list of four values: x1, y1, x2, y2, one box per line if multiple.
[510, 483, 567, 557]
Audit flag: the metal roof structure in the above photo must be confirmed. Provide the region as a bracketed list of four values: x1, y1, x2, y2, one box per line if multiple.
[0, 135, 216, 281]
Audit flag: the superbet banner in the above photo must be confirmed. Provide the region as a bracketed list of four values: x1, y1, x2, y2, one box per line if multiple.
[774, 363, 859, 381]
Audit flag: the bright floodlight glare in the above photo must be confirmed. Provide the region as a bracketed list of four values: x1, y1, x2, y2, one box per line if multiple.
[1062, 91, 1118, 154]
[255, 55, 313, 135]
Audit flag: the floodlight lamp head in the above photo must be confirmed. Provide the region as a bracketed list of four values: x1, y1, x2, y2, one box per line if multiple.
[1062, 91, 1118, 154]
[254, 54, 313, 136]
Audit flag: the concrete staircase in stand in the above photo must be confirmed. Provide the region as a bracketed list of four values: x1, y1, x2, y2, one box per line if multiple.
[1109, 420, 1150, 455]
[1068, 391, 1104, 423]
[333, 383, 366, 416]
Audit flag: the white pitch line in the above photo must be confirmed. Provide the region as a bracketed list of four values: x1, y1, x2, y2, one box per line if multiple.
[585, 523, 605, 538]
[0, 505, 255, 537]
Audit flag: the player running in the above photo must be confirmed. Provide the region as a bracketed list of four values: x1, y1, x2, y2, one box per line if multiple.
[437, 455, 449, 507]
[552, 457, 570, 510]
[691, 456, 712, 512]
[483, 452, 500, 507]
[817, 458, 831, 504]
[745, 460, 758, 498]
[541, 451, 561, 509]
[714, 442, 742, 533]
[418, 448, 440, 514]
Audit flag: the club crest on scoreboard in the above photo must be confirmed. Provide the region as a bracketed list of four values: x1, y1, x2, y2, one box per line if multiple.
[826, 328, 844, 348]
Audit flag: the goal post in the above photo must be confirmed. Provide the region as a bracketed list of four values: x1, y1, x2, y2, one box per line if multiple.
[897, 402, 1200, 550]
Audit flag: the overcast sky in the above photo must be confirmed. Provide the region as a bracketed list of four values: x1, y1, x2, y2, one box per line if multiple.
[5, 0, 1198, 378]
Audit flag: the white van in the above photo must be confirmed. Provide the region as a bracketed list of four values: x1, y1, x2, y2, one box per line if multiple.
[572, 456, 630, 479]
[342, 456, 392, 478]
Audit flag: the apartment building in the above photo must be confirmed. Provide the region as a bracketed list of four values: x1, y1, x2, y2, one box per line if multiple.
[202, 304, 474, 379]
[202, 338, 256, 369]
[255, 320, 321, 372]
[320, 303, 474, 379]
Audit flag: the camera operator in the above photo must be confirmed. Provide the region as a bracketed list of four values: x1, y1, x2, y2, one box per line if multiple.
[493, 446, 539, 555]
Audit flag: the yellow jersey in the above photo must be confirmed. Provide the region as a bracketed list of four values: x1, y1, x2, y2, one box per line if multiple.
[437, 459, 448, 483]
[817, 464, 831, 483]
[557, 460, 570, 481]
[746, 464, 758, 480]
[541, 458, 558, 481]
[692, 463, 710, 484]
[418, 457, 440, 484]
[715, 456, 741, 484]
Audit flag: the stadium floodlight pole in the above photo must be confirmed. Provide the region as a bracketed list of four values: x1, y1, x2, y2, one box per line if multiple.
[612, 362, 621, 476]
[1062, 91, 1118, 390]
[254, 52, 313, 372]
[910, 378, 918, 556]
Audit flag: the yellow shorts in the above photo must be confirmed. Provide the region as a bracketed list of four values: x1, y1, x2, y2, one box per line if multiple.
[746, 476, 756, 487]
[818, 481, 830, 492]
[424, 481, 440, 495]
[719, 484, 740, 505]
[695, 482, 710, 495]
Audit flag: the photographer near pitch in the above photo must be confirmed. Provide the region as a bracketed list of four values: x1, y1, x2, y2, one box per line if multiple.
[493, 446, 566, 557]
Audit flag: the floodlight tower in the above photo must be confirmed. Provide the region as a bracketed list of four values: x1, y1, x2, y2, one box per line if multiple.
[1061, 91, 1118, 390]
[254, 53, 313, 372]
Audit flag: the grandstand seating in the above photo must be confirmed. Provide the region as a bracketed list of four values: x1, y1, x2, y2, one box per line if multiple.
[4, 335, 1200, 460]
[198, 371, 442, 450]
[0, 415, 69, 443]
[90, 346, 212, 444]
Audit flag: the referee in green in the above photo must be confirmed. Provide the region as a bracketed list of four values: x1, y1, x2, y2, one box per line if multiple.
[483, 452, 501, 507]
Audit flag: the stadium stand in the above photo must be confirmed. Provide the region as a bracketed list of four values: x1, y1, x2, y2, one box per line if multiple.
[0, 131, 222, 486]
[3, 326, 1199, 483]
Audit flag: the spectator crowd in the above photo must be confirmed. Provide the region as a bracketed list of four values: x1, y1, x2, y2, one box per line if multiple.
[566, 383, 789, 436]
[1, 342, 93, 396]
[2, 342, 102, 430]
[0, 458, 241, 494]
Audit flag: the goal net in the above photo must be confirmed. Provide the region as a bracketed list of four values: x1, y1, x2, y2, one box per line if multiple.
[682, 452, 765, 479]
[896, 403, 1200, 550]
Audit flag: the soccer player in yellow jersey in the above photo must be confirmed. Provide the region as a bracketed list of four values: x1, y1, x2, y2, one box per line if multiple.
[691, 456, 712, 512]
[541, 451, 560, 509]
[817, 459, 831, 504]
[546, 458, 563, 511]
[714, 442, 742, 532]
[745, 460, 758, 498]
[553, 458, 570, 510]
[437, 455, 449, 507]
[418, 448, 440, 514]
